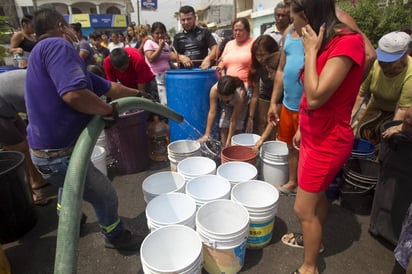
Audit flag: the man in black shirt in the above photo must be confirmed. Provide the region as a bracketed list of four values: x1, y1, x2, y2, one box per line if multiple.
[172, 5, 218, 69]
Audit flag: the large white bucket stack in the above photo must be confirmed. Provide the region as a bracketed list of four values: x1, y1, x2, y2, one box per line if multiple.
[140, 225, 203, 274]
[91, 146, 107, 176]
[231, 133, 261, 147]
[196, 200, 250, 274]
[142, 171, 186, 203]
[145, 193, 197, 231]
[177, 156, 216, 182]
[231, 180, 279, 249]
[260, 141, 289, 189]
[186, 175, 231, 208]
[167, 140, 201, 172]
[217, 161, 258, 188]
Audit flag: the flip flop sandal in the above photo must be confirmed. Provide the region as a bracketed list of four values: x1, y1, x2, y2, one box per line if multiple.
[279, 186, 297, 196]
[32, 183, 57, 197]
[282, 232, 325, 253]
[32, 183, 57, 206]
[33, 195, 51, 206]
[282, 232, 304, 249]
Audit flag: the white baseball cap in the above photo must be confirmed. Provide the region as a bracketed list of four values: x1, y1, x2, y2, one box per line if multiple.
[376, 31, 411, 62]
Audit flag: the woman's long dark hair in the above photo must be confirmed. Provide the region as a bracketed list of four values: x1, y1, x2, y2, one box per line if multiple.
[21, 15, 33, 26]
[248, 35, 280, 88]
[151, 22, 167, 34]
[291, 0, 350, 52]
[217, 76, 245, 96]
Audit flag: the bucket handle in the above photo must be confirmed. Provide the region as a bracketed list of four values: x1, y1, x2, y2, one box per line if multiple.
[340, 187, 374, 194]
[341, 178, 375, 194]
[343, 176, 376, 189]
[204, 239, 218, 249]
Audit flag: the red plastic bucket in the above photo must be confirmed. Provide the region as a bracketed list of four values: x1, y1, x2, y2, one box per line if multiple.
[221, 145, 257, 165]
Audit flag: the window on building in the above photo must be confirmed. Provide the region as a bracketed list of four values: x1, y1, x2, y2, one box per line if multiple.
[72, 7, 82, 14]
[0, 7, 5, 16]
[106, 7, 120, 14]
[22, 6, 34, 15]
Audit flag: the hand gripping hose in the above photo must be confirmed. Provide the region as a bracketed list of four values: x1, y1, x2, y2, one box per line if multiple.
[54, 97, 183, 273]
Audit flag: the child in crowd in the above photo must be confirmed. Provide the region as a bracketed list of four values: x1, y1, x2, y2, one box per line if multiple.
[143, 22, 178, 105]
[198, 76, 248, 147]
[247, 35, 280, 136]
[108, 32, 124, 52]
[252, 52, 281, 152]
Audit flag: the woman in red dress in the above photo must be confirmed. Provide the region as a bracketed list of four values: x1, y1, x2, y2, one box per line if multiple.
[282, 0, 366, 273]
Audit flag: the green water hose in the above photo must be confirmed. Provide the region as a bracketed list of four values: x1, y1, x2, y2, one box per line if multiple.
[54, 97, 183, 274]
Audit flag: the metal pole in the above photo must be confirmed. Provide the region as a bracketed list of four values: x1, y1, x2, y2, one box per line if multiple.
[33, 0, 38, 11]
[136, 0, 141, 25]
[233, 0, 237, 20]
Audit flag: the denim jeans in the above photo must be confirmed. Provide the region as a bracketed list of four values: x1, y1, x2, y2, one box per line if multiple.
[31, 153, 123, 238]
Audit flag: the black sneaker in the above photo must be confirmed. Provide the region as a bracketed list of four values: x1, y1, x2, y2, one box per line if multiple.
[104, 229, 145, 251]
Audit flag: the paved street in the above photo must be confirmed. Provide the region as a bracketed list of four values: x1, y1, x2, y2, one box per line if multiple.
[3, 161, 400, 274]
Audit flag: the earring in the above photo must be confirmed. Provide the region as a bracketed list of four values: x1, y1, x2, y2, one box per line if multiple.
[58, 22, 64, 32]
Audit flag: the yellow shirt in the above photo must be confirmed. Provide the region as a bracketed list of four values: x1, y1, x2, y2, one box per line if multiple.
[360, 56, 412, 111]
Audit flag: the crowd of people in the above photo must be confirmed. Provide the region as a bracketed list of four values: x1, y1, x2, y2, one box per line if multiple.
[1, 1, 412, 273]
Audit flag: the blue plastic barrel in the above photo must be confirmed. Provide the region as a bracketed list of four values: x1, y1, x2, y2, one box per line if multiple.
[166, 69, 218, 141]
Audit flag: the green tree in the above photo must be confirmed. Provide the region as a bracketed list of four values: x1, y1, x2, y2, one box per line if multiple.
[168, 27, 176, 37]
[0, 16, 14, 65]
[0, 16, 14, 44]
[339, 0, 412, 46]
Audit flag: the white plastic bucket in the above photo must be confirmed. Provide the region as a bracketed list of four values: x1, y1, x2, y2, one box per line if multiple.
[168, 140, 201, 172]
[231, 133, 261, 147]
[145, 193, 197, 232]
[217, 161, 258, 187]
[231, 180, 279, 249]
[186, 175, 231, 208]
[96, 131, 108, 151]
[260, 141, 289, 189]
[260, 141, 289, 162]
[96, 130, 112, 164]
[91, 146, 107, 176]
[196, 199, 250, 274]
[140, 225, 203, 274]
[177, 156, 216, 182]
[142, 171, 186, 203]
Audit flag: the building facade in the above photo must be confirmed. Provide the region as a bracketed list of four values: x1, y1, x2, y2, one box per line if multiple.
[197, 0, 282, 37]
[6, 0, 133, 30]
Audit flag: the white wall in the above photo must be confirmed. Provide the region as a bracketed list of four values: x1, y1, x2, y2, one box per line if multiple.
[254, 0, 279, 11]
[251, 0, 282, 38]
